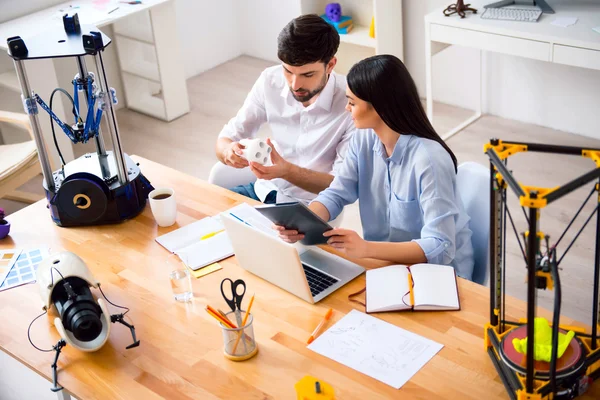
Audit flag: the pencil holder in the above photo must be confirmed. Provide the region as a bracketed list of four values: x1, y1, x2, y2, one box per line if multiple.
[221, 311, 258, 361]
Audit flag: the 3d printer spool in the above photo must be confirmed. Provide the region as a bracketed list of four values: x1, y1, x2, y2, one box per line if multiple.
[498, 325, 586, 380]
[56, 176, 108, 223]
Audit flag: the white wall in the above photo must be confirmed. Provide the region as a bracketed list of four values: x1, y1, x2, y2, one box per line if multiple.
[403, 0, 600, 139]
[238, 0, 302, 63]
[175, 0, 242, 78]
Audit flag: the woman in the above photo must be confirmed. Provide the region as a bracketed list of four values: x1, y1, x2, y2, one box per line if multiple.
[276, 54, 474, 280]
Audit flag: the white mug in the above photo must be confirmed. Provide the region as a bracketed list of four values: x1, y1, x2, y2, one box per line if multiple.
[239, 138, 271, 165]
[148, 188, 177, 227]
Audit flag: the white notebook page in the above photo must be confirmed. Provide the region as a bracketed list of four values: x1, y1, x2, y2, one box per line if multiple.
[411, 264, 458, 310]
[366, 265, 410, 313]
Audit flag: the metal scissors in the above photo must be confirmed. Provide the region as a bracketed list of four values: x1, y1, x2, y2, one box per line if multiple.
[220, 278, 246, 326]
[220, 278, 248, 352]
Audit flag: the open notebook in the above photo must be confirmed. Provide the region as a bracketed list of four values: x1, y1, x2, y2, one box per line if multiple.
[155, 203, 277, 270]
[366, 264, 460, 313]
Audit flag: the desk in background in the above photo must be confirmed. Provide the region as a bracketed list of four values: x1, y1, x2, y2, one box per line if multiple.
[425, 0, 600, 140]
[0, 156, 598, 399]
[0, 0, 189, 166]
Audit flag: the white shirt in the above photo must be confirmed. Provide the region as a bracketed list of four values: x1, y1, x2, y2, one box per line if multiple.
[218, 65, 355, 203]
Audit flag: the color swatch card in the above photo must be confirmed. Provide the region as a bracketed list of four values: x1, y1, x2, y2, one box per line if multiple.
[0, 249, 22, 287]
[0, 248, 50, 291]
[308, 310, 443, 389]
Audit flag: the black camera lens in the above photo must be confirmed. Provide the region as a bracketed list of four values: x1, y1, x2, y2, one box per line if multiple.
[71, 308, 103, 342]
[52, 277, 103, 343]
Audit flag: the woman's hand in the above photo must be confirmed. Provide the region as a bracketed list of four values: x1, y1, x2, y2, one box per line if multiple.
[273, 224, 305, 243]
[323, 228, 371, 258]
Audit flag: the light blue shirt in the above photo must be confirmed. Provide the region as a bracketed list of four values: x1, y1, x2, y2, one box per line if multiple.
[314, 130, 474, 280]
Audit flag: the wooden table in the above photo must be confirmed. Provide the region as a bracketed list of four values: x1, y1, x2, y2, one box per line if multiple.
[0, 156, 598, 399]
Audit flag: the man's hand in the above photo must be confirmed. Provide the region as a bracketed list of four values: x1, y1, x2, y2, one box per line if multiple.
[221, 141, 249, 169]
[249, 138, 292, 180]
[323, 228, 371, 258]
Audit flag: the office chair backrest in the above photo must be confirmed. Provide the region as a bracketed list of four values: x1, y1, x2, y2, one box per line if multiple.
[208, 162, 257, 189]
[457, 162, 490, 286]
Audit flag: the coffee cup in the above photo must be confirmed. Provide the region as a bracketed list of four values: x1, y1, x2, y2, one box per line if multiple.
[149, 188, 177, 227]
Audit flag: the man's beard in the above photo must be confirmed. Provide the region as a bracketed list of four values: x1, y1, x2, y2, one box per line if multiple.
[290, 74, 328, 103]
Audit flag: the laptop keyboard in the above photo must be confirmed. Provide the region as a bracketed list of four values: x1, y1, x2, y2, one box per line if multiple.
[302, 263, 339, 297]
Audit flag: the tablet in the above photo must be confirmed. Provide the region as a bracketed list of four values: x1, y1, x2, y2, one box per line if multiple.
[255, 202, 333, 245]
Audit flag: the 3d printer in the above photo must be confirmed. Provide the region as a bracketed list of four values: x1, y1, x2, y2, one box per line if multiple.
[6, 14, 153, 227]
[484, 139, 600, 399]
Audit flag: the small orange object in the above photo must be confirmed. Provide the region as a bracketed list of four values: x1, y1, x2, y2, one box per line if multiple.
[307, 308, 333, 344]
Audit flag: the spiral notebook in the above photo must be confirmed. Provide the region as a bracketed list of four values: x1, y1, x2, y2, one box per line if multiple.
[366, 264, 460, 313]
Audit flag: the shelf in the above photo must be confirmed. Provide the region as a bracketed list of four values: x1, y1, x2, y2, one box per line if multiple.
[339, 25, 376, 49]
[122, 72, 166, 120]
[0, 70, 20, 92]
[112, 10, 154, 44]
[115, 35, 160, 83]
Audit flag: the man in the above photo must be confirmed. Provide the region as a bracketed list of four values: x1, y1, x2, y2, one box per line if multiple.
[215, 14, 355, 204]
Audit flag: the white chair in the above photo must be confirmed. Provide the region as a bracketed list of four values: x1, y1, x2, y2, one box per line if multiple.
[457, 161, 490, 286]
[207, 161, 345, 227]
[207, 162, 257, 189]
[0, 111, 43, 203]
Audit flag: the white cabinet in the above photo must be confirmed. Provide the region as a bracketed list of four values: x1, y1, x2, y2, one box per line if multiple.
[113, 1, 189, 121]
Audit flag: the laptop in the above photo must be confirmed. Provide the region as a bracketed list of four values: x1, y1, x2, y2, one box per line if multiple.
[221, 212, 365, 303]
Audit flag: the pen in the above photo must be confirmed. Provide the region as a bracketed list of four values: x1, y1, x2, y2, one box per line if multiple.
[307, 308, 333, 344]
[200, 229, 224, 240]
[230, 213, 252, 227]
[232, 294, 255, 353]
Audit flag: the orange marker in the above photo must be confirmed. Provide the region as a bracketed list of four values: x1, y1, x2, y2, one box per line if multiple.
[307, 308, 333, 344]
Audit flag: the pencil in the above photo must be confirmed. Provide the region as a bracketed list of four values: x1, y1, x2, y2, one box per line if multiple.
[206, 306, 237, 329]
[232, 294, 255, 353]
[307, 308, 333, 344]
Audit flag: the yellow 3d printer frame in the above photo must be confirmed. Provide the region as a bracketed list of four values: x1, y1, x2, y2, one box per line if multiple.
[483, 139, 600, 400]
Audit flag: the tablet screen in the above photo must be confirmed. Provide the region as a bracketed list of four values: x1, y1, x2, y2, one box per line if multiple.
[255, 202, 333, 245]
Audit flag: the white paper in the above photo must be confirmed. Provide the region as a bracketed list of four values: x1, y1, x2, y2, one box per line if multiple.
[551, 17, 578, 28]
[176, 232, 233, 270]
[225, 203, 279, 237]
[156, 217, 224, 253]
[308, 310, 443, 389]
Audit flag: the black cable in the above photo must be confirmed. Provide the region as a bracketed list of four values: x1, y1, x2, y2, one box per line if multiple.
[28, 310, 53, 352]
[502, 188, 527, 263]
[98, 284, 129, 316]
[552, 185, 596, 252]
[557, 205, 598, 267]
[49, 88, 79, 166]
[49, 266, 65, 288]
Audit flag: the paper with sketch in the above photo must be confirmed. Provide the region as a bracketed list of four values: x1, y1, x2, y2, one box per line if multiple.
[308, 310, 443, 389]
[551, 17, 578, 28]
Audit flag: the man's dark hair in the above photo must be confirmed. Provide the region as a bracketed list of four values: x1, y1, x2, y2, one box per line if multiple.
[277, 14, 340, 66]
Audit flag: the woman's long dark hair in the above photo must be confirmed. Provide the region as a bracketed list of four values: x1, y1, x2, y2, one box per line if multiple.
[347, 55, 457, 171]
